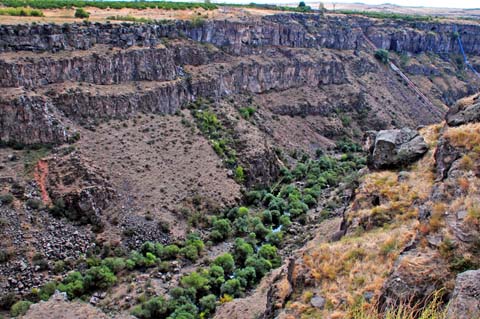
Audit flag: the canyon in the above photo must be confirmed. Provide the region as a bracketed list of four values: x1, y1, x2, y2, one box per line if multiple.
[0, 6, 479, 319]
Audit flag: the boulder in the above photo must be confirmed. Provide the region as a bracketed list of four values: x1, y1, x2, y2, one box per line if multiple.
[367, 128, 428, 169]
[446, 100, 480, 127]
[447, 270, 480, 319]
[310, 295, 326, 309]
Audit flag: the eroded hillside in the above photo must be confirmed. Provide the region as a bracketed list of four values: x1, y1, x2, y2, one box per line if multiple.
[0, 7, 479, 319]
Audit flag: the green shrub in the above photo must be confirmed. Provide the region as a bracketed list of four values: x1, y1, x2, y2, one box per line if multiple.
[211, 218, 232, 242]
[374, 49, 390, 64]
[10, 301, 32, 317]
[213, 253, 235, 275]
[131, 296, 169, 319]
[245, 190, 263, 205]
[0, 194, 14, 205]
[233, 238, 254, 267]
[102, 257, 126, 274]
[258, 244, 281, 268]
[180, 245, 199, 262]
[253, 221, 270, 240]
[26, 198, 42, 210]
[261, 210, 272, 224]
[234, 165, 245, 183]
[181, 271, 210, 292]
[220, 278, 242, 297]
[106, 15, 153, 23]
[207, 265, 225, 291]
[190, 15, 205, 27]
[245, 256, 272, 279]
[84, 266, 116, 290]
[0, 7, 43, 16]
[74, 8, 89, 18]
[57, 271, 84, 298]
[239, 107, 256, 120]
[140, 242, 156, 255]
[234, 266, 256, 289]
[199, 294, 217, 314]
[279, 215, 291, 227]
[266, 231, 283, 247]
[38, 282, 56, 301]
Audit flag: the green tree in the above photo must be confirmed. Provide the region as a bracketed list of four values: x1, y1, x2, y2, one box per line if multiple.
[199, 294, 217, 314]
[374, 49, 390, 64]
[74, 8, 89, 18]
[245, 256, 272, 279]
[211, 218, 232, 242]
[181, 272, 210, 292]
[84, 266, 116, 290]
[57, 271, 85, 298]
[131, 296, 169, 319]
[220, 278, 242, 297]
[235, 267, 256, 289]
[258, 244, 281, 268]
[233, 238, 254, 267]
[213, 253, 235, 275]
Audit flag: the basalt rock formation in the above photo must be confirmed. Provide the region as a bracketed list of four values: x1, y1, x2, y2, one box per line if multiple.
[2, 14, 480, 147]
[366, 128, 428, 169]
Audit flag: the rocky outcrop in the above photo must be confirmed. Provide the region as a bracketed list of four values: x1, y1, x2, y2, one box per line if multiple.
[24, 291, 113, 319]
[367, 128, 428, 169]
[434, 138, 462, 180]
[0, 95, 75, 146]
[447, 270, 480, 319]
[0, 46, 178, 88]
[43, 153, 116, 229]
[446, 99, 480, 126]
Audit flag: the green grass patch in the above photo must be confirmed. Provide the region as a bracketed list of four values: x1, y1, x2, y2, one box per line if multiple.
[106, 15, 154, 23]
[0, 6, 43, 16]
[337, 10, 435, 21]
[0, 0, 217, 10]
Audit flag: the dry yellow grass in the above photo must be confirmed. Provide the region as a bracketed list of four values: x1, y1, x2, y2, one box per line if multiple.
[444, 123, 480, 151]
[301, 226, 416, 317]
[454, 93, 480, 111]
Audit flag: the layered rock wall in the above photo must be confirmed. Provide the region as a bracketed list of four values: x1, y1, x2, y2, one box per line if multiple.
[1, 15, 479, 55]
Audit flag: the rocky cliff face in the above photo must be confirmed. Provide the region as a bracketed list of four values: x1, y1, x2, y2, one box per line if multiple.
[1, 15, 479, 146]
[1, 15, 480, 55]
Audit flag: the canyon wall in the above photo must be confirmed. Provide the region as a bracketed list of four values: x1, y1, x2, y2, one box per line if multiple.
[1, 15, 480, 55]
[1, 14, 479, 146]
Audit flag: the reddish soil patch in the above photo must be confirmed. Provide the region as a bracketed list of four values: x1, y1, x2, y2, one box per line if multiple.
[33, 159, 51, 205]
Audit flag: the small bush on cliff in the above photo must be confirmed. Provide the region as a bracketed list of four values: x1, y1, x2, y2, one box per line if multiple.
[239, 107, 256, 120]
[374, 49, 390, 64]
[74, 8, 89, 19]
[234, 166, 245, 183]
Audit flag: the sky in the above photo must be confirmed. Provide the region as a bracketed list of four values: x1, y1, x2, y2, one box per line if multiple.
[208, 0, 479, 9]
